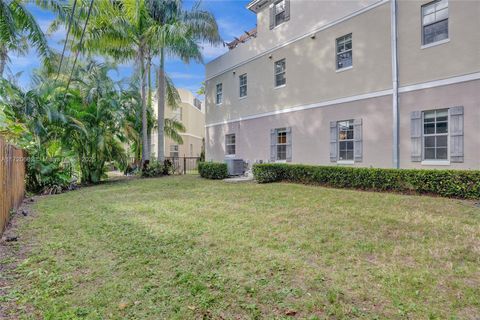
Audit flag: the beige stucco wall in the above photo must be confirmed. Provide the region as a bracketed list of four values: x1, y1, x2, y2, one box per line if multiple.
[165, 135, 203, 158]
[206, 0, 382, 79]
[397, 0, 480, 87]
[399, 79, 480, 170]
[204, 0, 480, 170]
[151, 88, 205, 158]
[206, 81, 480, 170]
[206, 95, 393, 168]
[206, 1, 392, 125]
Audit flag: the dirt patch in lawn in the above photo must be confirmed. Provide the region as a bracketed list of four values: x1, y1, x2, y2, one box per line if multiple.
[0, 197, 39, 319]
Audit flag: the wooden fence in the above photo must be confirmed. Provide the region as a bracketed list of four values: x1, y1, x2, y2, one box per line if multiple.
[0, 136, 26, 234]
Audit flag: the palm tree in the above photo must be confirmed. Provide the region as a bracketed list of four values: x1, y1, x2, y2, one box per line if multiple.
[77, 0, 153, 166]
[0, 0, 52, 77]
[146, 0, 221, 161]
[121, 81, 185, 164]
[62, 60, 128, 183]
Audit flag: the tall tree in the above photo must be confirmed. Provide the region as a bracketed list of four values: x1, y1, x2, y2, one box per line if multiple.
[146, 0, 221, 161]
[76, 0, 154, 165]
[0, 0, 52, 78]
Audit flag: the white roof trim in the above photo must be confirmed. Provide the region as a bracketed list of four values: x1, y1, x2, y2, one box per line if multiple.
[246, 0, 270, 12]
[398, 72, 480, 93]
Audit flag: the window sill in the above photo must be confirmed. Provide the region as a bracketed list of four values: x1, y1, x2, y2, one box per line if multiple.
[421, 160, 450, 166]
[337, 160, 354, 165]
[225, 154, 236, 159]
[216, 103, 223, 107]
[275, 160, 287, 163]
[239, 96, 247, 100]
[336, 66, 353, 73]
[274, 84, 286, 90]
[272, 22, 285, 30]
[421, 38, 450, 50]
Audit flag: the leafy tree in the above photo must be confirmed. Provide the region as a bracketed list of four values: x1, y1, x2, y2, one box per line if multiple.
[146, 0, 221, 161]
[0, 0, 52, 77]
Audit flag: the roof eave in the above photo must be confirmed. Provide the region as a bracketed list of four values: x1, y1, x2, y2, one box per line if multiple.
[246, 0, 270, 13]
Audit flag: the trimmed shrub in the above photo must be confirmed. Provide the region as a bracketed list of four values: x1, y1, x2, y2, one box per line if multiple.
[198, 162, 228, 180]
[141, 160, 172, 178]
[252, 163, 480, 199]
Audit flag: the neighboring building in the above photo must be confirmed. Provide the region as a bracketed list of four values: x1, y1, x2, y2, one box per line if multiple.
[151, 88, 205, 159]
[205, 0, 480, 170]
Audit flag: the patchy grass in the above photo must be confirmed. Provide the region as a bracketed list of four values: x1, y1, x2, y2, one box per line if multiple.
[5, 176, 480, 319]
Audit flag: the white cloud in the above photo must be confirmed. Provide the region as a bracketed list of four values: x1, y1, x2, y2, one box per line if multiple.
[38, 18, 65, 38]
[217, 18, 243, 39]
[201, 42, 228, 61]
[10, 54, 39, 68]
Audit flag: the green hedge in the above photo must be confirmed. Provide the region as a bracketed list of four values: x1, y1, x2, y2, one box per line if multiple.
[198, 162, 228, 180]
[252, 163, 480, 199]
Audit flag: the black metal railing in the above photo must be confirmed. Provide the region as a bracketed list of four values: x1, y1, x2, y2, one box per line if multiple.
[164, 157, 201, 175]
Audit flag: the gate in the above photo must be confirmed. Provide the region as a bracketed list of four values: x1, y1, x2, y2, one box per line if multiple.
[164, 157, 200, 175]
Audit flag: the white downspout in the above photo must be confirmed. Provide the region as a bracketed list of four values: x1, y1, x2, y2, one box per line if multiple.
[391, 0, 400, 168]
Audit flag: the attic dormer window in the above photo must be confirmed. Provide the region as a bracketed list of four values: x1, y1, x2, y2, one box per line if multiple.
[270, 0, 290, 29]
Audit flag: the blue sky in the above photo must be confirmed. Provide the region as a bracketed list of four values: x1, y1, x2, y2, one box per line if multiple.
[9, 0, 256, 96]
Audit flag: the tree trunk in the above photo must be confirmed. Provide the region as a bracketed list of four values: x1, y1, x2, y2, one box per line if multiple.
[157, 48, 166, 162]
[147, 54, 153, 159]
[140, 46, 149, 165]
[147, 127, 152, 159]
[0, 45, 7, 78]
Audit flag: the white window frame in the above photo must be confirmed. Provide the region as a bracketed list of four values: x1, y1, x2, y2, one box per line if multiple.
[225, 134, 236, 157]
[239, 74, 247, 98]
[337, 120, 355, 163]
[170, 144, 179, 158]
[336, 34, 353, 71]
[216, 83, 223, 105]
[274, 59, 286, 88]
[274, 0, 286, 27]
[422, 109, 449, 163]
[275, 128, 287, 161]
[172, 107, 182, 121]
[421, 0, 449, 47]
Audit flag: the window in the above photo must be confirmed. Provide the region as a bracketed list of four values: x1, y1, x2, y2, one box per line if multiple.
[239, 74, 247, 98]
[193, 98, 202, 110]
[172, 107, 182, 121]
[170, 145, 179, 158]
[276, 128, 287, 161]
[338, 120, 354, 161]
[274, 59, 286, 87]
[274, 0, 286, 27]
[216, 83, 223, 105]
[423, 109, 448, 160]
[336, 34, 352, 70]
[190, 144, 193, 156]
[225, 134, 236, 156]
[422, 0, 448, 46]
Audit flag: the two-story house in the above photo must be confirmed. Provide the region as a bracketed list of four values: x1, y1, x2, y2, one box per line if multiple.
[151, 88, 205, 159]
[205, 0, 480, 169]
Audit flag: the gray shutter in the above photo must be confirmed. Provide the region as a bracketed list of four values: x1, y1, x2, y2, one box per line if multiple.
[354, 119, 363, 162]
[269, 4, 275, 30]
[449, 106, 464, 163]
[286, 127, 292, 162]
[411, 111, 422, 162]
[270, 129, 276, 162]
[284, 0, 291, 21]
[330, 121, 338, 162]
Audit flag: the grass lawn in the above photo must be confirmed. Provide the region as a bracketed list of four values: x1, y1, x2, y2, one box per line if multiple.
[3, 175, 480, 319]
